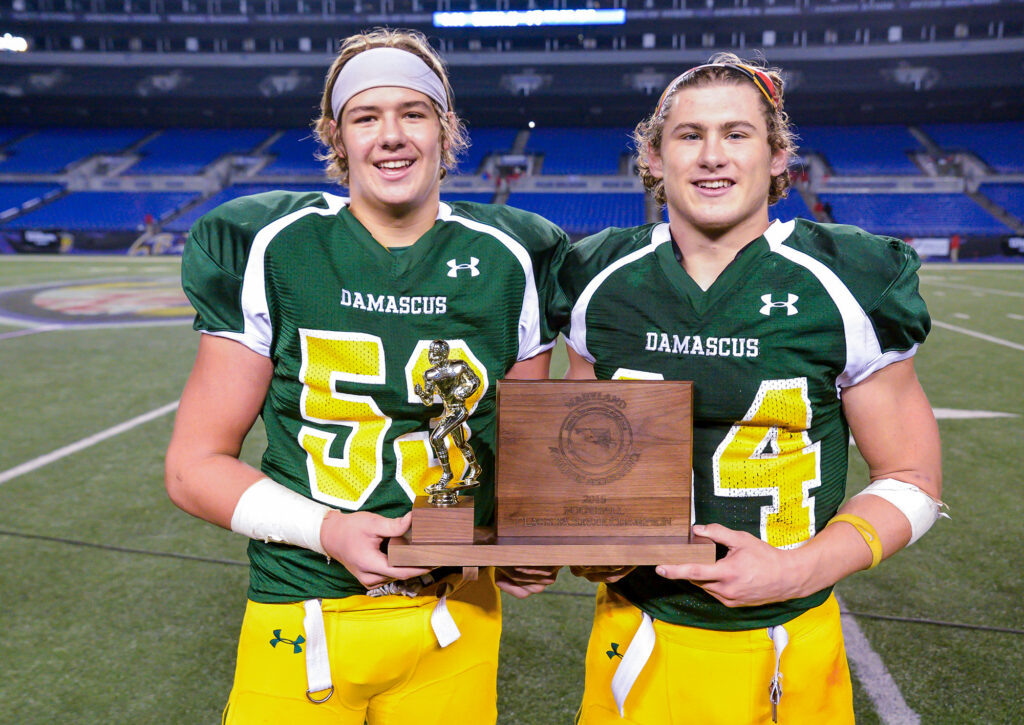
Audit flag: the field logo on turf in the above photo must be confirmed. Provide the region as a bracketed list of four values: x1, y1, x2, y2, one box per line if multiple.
[0, 277, 194, 326]
[270, 629, 305, 654]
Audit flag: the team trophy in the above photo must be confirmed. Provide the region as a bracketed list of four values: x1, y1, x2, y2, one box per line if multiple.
[414, 339, 482, 507]
[391, 369, 717, 565]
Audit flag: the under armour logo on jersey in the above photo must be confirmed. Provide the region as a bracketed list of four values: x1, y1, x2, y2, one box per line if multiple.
[447, 257, 480, 277]
[269, 629, 305, 654]
[760, 293, 799, 316]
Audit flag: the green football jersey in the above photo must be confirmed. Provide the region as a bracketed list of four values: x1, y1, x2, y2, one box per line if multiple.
[560, 218, 930, 630]
[182, 190, 567, 602]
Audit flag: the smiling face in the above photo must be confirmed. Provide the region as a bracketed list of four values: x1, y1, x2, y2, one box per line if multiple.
[332, 85, 445, 229]
[649, 82, 788, 246]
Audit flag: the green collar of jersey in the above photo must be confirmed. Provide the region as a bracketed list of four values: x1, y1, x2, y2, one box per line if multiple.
[655, 226, 771, 317]
[338, 205, 442, 276]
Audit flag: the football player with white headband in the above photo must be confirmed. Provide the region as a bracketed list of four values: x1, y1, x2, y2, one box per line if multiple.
[559, 53, 946, 724]
[165, 28, 567, 724]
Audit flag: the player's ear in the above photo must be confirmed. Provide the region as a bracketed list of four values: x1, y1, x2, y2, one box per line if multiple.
[441, 111, 456, 152]
[329, 119, 346, 159]
[646, 142, 664, 179]
[769, 146, 788, 178]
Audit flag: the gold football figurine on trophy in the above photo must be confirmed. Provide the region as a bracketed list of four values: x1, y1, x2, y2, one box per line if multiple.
[414, 339, 482, 506]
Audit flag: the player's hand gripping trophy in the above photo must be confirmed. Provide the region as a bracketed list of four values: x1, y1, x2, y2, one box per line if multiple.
[414, 339, 483, 506]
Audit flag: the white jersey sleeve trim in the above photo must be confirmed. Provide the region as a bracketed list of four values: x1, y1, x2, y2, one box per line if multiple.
[763, 219, 917, 388]
[438, 203, 553, 361]
[568, 223, 671, 363]
[229, 192, 349, 358]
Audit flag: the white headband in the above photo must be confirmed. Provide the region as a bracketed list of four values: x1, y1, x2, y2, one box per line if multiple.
[330, 46, 448, 119]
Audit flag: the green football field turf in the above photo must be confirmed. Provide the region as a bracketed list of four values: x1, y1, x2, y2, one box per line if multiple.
[0, 256, 1021, 723]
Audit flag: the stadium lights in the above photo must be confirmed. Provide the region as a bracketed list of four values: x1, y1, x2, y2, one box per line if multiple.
[1, 32, 29, 52]
[433, 9, 626, 28]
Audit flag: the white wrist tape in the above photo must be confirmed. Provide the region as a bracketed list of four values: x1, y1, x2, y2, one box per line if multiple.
[230, 478, 331, 556]
[851, 478, 947, 546]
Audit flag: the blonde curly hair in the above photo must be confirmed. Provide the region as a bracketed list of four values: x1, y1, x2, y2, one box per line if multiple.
[634, 52, 797, 207]
[313, 28, 469, 185]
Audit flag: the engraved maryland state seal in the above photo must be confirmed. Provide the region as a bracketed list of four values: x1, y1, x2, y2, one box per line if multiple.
[550, 394, 640, 484]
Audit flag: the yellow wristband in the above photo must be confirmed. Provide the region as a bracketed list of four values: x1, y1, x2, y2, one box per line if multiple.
[826, 513, 883, 569]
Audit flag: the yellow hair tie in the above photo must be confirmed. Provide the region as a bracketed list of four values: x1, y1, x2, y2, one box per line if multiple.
[826, 514, 883, 569]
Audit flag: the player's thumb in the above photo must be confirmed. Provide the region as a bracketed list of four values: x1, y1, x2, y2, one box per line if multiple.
[380, 512, 413, 537]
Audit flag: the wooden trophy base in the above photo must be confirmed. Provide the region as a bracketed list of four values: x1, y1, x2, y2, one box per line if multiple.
[409, 496, 475, 544]
[390, 526, 715, 566]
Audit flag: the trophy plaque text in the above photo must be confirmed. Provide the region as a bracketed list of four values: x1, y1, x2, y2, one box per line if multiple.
[389, 379, 715, 565]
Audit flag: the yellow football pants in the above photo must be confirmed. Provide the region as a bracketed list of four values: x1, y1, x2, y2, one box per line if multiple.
[578, 586, 854, 725]
[223, 571, 501, 725]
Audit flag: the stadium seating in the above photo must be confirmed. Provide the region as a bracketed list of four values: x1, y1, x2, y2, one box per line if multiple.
[0, 128, 28, 146]
[2, 191, 199, 231]
[795, 125, 924, 176]
[507, 192, 646, 236]
[978, 183, 1024, 223]
[770, 190, 815, 222]
[457, 127, 518, 175]
[921, 122, 1024, 174]
[525, 128, 633, 175]
[0, 183, 62, 219]
[257, 130, 325, 176]
[164, 183, 335, 232]
[441, 192, 496, 205]
[818, 193, 1012, 237]
[0, 129, 149, 173]
[127, 129, 272, 175]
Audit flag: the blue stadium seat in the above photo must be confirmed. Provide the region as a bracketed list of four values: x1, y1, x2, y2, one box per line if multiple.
[0, 183, 62, 219]
[164, 183, 335, 232]
[441, 192, 495, 204]
[770, 191, 814, 221]
[128, 129, 272, 175]
[818, 193, 1012, 237]
[0, 129, 149, 174]
[457, 128, 518, 175]
[526, 128, 633, 176]
[921, 122, 1024, 174]
[2, 191, 199, 231]
[795, 125, 924, 176]
[506, 192, 646, 236]
[258, 130, 325, 176]
[978, 183, 1024, 223]
[0, 128, 30, 147]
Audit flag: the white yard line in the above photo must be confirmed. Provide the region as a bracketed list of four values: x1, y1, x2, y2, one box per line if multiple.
[920, 280, 1024, 298]
[931, 320, 1024, 352]
[838, 594, 922, 725]
[0, 401, 179, 486]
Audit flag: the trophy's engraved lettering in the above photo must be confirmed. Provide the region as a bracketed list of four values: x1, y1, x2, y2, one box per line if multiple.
[582, 495, 607, 504]
[565, 392, 627, 409]
[510, 516, 673, 528]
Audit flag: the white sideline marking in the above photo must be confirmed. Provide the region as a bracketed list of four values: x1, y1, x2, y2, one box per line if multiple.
[0, 401, 179, 486]
[838, 594, 921, 725]
[932, 320, 1024, 352]
[1008, 314, 1024, 321]
[920, 280, 1024, 298]
[933, 408, 1016, 419]
[0, 325, 60, 340]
